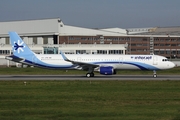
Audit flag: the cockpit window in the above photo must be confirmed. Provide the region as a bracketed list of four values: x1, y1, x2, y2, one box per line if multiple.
[162, 59, 168, 62]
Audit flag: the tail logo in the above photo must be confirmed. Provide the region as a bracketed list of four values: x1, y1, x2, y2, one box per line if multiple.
[13, 40, 25, 53]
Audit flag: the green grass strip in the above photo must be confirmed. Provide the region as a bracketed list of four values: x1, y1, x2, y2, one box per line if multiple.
[0, 80, 180, 120]
[0, 67, 179, 75]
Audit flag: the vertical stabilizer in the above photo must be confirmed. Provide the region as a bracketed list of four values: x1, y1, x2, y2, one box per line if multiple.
[9, 32, 34, 58]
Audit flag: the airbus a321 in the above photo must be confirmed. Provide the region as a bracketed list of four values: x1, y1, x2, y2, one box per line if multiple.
[5, 32, 175, 77]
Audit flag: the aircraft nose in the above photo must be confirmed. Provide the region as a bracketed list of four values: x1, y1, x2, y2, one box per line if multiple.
[170, 62, 176, 68]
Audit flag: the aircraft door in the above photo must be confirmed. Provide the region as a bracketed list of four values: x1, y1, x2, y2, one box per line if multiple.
[153, 56, 158, 65]
[77, 57, 81, 62]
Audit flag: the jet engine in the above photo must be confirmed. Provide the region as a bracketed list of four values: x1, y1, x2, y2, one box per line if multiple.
[99, 66, 116, 75]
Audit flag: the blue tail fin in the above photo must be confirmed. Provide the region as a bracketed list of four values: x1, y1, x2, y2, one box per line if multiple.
[9, 32, 34, 58]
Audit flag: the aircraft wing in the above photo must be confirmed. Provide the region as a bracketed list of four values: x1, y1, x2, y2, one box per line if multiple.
[60, 51, 99, 69]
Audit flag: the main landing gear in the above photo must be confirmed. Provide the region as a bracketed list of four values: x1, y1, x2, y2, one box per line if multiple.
[153, 70, 157, 78]
[86, 72, 94, 77]
[86, 67, 95, 77]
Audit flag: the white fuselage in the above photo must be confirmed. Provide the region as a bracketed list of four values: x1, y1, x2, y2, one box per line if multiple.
[30, 54, 175, 70]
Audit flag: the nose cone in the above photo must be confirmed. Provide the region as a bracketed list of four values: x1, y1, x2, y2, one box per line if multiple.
[169, 62, 176, 69]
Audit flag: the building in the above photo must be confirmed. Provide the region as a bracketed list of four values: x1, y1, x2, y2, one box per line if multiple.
[0, 18, 180, 66]
[0, 18, 127, 66]
[129, 27, 180, 58]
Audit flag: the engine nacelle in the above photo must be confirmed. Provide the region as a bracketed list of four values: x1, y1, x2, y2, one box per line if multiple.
[99, 66, 116, 75]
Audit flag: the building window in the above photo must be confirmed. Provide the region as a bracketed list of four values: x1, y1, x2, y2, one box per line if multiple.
[160, 51, 165, 54]
[171, 39, 176, 41]
[136, 44, 142, 46]
[165, 44, 171, 46]
[97, 50, 107, 54]
[160, 44, 164, 46]
[74, 37, 80, 40]
[69, 37, 74, 40]
[137, 49, 143, 52]
[154, 38, 159, 41]
[143, 38, 147, 41]
[131, 44, 136, 46]
[81, 37, 87, 40]
[131, 49, 136, 51]
[154, 51, 159, 54]
[171, 51, 176, 54]
[44, 47, 58, 54]
[166, 51, 171, 54]
[76, 50, 86, 54]
[171, 44, 176, 46]
[109, 50, 123, 54]
[0, 50, 10, 55]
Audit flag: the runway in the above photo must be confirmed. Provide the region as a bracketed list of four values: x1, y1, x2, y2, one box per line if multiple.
[0, 75, 180, 80]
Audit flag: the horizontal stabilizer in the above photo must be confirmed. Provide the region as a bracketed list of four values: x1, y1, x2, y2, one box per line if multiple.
[5, 55, 25, 63]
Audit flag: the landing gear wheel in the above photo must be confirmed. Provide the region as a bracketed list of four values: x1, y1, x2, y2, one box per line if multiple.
[90, 73, 94, 77]
[86, 73, 94, 77]
[153, 70, 157, 78]
[153, 74, 157, 78]
[86, 73, 91, 77]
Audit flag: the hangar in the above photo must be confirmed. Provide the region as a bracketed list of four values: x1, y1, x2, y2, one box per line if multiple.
[0, 18, 128, 66]
[0, 18, 180, 66]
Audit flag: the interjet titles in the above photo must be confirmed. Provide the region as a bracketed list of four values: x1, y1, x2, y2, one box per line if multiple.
[131, 56, 152, 60]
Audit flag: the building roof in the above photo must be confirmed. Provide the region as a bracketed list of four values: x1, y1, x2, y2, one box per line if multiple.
[99, 28, 127, 34]
[0, 18, 61, 36]
[59, 25, 128, 36]
[127, 27, 152, 34]
[0, 18, 180, 37]
[0, 18, 128, 37]
[133, 27, 180, 36]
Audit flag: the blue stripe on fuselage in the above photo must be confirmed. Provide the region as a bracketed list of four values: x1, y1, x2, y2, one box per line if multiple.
[92, 61, 159, 70]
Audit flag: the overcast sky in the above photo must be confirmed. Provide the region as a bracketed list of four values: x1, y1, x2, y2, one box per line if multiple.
[0, 0, 180, 28]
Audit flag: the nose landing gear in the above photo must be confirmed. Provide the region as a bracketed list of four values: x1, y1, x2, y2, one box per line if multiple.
[153, 70, 157, 78]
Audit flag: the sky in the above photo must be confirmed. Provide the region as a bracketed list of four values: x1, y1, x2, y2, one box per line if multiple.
[0, 0, 180, 28]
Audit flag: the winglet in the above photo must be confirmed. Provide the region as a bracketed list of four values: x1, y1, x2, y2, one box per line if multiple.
[60, 51, 70, 61]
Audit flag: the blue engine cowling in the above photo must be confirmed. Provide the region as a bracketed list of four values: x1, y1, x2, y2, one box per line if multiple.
[100, 66, 116, 75]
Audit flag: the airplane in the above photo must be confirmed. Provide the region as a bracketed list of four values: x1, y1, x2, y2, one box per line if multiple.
[5, 32, 175, 78]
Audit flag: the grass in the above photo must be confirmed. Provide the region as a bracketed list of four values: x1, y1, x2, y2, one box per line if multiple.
[0, 66, 179, 75]
[0, 67, 180, 119]
[0, 81, 180, 120]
